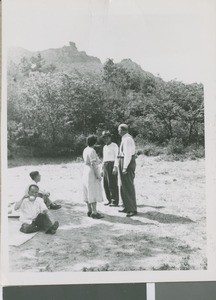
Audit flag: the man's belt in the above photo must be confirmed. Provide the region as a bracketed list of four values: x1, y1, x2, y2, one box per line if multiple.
[117, 155, 135, 158]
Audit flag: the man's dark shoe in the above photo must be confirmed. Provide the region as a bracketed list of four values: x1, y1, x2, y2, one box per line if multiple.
[50, 203, 62, 210]
[49, 229, 57, 234]
[109, 203, 118, 207]
[126, 211, 137, 217]
[87, 211, 92, 217]
[104, 202, 111, 206]
[118, 208, 127, 213]
[46, 221, 59, 234]
[20, 223, 39, 234]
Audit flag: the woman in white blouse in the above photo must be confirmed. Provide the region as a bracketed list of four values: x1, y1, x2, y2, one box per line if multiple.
[82, 135, 104, 219]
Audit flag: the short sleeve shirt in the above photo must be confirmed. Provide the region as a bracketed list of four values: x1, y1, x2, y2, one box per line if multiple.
[19, 197, 47, 224]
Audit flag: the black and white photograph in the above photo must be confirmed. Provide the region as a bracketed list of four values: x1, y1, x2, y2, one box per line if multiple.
[1, 0, 216, 285]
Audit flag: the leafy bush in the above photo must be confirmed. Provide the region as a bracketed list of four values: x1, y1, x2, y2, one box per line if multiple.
[142, 144, 165, 156]
[186, 145, 205, 159]
[166, 138, 185, 155]
[73, 134, 87, 156]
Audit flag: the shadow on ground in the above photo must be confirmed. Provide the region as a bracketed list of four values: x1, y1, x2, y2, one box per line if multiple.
[138, 211, 194, 224]
[137, 204, 165, 209]
[99, 213, 156, 226]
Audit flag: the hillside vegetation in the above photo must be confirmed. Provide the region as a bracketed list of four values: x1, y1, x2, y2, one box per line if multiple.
[7, 42, 204, 159]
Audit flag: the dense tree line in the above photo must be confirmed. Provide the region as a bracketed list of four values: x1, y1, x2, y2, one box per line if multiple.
[7, 55, 204, 158]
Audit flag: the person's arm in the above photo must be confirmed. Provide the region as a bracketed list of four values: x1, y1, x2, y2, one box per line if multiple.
[38, 183, 50, 197]
[38, 199, 49, 214]
[101, 146, 105, 176]
[90, 149, 102, 181]
[113, 144, 119, 175]
[92, 161, 102, 180]
[14, 195, 28, 210]
[123, 138, 134, 172]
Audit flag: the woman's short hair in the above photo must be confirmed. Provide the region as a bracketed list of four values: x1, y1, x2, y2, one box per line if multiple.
[87, 135, 98, 147]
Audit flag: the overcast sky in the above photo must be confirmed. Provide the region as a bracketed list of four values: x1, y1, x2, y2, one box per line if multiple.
[4, 0, 216, 83]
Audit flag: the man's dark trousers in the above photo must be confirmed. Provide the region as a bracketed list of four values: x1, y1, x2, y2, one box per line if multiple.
[103, 161, 119, 205]
[20, 213, 53, 233]
[119, 155, 137, 212]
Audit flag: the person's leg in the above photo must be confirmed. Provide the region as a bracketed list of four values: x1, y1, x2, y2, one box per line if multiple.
[108, 162, 119, 205]
[103, 163, 111, 204]
[87, 203, 92, 216]
[120, 174, 131, 211]
[20, 222, 39, 234]
[110, 175, 119, 205]
[35, 213, 59, 234]
[91, 202, 97, 214]
[34, 213, 52, 231]
[91, 202, 103, 219]
[41, 194, 61, 210]
[121, 157, 137, 215]
[118, 158, 127, 212]
[42, 195, 52, 208]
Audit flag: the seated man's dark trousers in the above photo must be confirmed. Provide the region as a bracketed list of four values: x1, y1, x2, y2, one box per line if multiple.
[20, 213, 53, 234]
[103, 161, 119, 205]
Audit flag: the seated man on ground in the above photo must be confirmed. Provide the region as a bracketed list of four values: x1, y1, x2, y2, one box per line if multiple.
[14, 184, 59, 234]
[27, 171, 61, 210]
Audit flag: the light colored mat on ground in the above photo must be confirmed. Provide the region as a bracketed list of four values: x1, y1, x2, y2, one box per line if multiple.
[8, 219, 38, 246]
[8, 203, 20, 218]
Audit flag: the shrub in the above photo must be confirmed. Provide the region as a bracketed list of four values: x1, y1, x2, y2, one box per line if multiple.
[142, 144, 165, 156]
[186, 145, 205, 159]
[166, 138, 185, 155]
[73, 134, 87, 156]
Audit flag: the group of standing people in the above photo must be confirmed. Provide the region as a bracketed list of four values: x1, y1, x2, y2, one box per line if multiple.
[82, 124, 137, 219]
[13, 123, 137, 235]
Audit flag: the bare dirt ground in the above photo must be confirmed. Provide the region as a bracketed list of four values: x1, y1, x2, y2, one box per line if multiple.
[8, 155, 206, 272]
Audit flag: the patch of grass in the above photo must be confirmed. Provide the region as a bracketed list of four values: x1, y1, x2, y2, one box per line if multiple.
[180, 255, 192, 270]
[136, 139, 204, 161]
[152, 263, 176, 271]
[8, 143, 204, 167]
[136, 144, 165, 157]
[82, 263, 110, 272]
[201, 258, 208, 270]
[8, 156, 80, 168]
[162, 146, 205, 162]
[185, 145, 205, 160]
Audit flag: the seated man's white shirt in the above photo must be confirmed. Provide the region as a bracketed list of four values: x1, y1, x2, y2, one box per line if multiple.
[119, 133, 136, 169]
[19, 197, 47, 224]
[103, 143, 119, 167]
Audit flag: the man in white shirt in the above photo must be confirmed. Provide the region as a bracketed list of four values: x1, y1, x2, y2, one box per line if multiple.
[101, 131, 119, 206]
[26, 171, 61, 210]
[118, 124, 137, 217]
[15, 184, 59, 234]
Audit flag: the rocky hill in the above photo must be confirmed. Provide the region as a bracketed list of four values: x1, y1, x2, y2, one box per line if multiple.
[8, 42, 103, 76]
[119, 58, 155, 79]
[8, 41, 159, 81]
